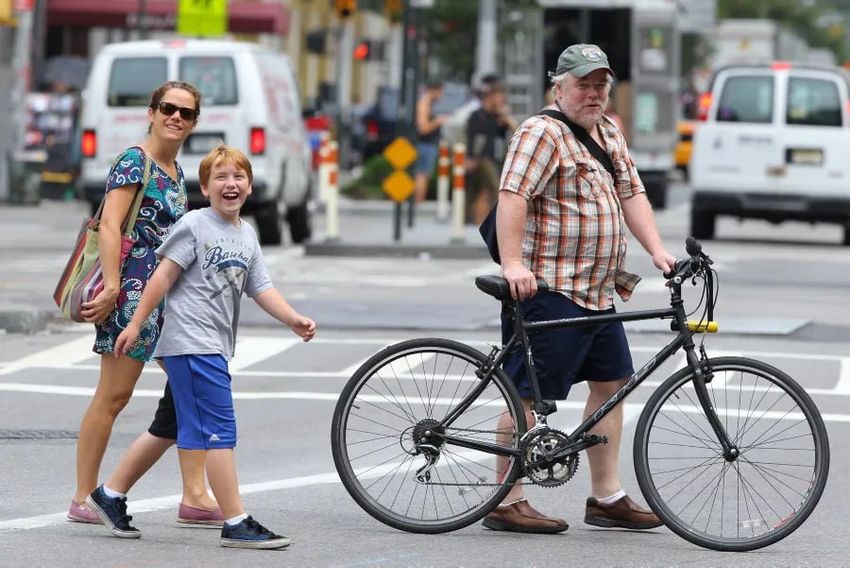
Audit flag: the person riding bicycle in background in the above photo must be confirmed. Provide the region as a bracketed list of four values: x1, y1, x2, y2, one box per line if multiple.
[488, 43, 676, 534]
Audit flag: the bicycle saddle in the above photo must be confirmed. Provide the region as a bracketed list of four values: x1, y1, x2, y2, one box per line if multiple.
[474, 275, 549, 301]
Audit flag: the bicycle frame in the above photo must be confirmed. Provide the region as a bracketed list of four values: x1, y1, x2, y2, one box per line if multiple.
[436, 279, 736, 460]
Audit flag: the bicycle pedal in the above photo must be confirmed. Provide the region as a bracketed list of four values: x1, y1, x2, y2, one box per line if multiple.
[583, 434, 608, 445]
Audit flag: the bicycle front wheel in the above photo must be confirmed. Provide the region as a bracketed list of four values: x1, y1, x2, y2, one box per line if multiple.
[634, 357, 829, 551]
[331, 338, 526, 534]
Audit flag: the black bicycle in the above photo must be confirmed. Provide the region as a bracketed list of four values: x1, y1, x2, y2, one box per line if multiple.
[331, 238, 829, 552]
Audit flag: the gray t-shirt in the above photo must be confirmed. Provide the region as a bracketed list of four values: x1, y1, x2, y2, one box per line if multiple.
[153, 208, 273, 360]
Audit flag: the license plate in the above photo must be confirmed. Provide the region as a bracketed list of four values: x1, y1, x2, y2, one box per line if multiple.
[786, 148, 823, 166]
[185, 133, 224, 154]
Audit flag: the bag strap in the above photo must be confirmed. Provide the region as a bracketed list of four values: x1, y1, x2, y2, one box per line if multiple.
[538, 108, 615, 177]
[93, 146, 152, 237]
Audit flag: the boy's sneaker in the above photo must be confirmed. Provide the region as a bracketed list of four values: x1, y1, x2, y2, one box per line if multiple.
[85, 485, 141, 539]
[220, 516, 290, 549]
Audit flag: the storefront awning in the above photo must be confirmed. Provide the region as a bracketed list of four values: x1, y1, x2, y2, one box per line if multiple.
[47, 0, 289, 35]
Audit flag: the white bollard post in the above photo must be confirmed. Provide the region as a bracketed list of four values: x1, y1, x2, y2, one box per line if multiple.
[325, 140, 340, 242]
[436, 141, 450, 221]
[450, 142, 466, 243]
[317, 131, 331, 203]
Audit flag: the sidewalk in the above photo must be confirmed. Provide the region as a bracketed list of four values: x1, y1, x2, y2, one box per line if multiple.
[306, 197, 491, 259]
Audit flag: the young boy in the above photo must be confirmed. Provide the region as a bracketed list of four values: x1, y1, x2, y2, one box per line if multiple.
[88, 144, 316, 549]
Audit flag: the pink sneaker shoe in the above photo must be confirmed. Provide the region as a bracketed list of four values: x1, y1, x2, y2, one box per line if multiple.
[177, 504, 224, 527]
[67, 500, 103, 524]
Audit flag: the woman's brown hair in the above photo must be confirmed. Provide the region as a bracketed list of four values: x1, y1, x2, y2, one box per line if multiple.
[146, 81, 202, 134]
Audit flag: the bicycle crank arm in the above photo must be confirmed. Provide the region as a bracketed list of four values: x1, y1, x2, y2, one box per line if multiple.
[550, 434, 607, 461]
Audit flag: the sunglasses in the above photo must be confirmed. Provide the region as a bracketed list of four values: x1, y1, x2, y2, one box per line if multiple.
[154, 101, 199, 121]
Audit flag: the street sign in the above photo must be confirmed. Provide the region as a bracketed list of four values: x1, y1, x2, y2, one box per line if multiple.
[382, 170, 415, 202]
[177, 0, 228, 37]
[383, 136, 417, 170]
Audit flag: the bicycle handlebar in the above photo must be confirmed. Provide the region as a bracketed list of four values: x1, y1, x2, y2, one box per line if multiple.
[664, 237, 716, 322]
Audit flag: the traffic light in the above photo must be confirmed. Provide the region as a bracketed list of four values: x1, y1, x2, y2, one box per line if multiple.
[306, 29, 327, 54]
[384, 0, 403, 21]
[353, 39, 386, 62]
[334, 0, 356, 19]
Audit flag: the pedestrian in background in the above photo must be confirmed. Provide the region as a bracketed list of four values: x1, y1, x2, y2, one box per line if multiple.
[465, 83, 517, 224]
[413, 81, 448, 202]
[486, 43, 675, 534]
[93, 145, 316, 549]
[69, 81, 220, 527]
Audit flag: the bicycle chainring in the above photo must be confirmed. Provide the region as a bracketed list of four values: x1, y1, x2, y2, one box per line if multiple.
[522, 428, 579, 488]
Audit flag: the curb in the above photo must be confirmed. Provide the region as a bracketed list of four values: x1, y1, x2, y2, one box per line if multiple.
[304, 242, 491, 260]
[0, 306, 53, 334]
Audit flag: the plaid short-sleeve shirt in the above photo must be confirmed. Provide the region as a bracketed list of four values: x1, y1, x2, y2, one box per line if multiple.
[499, 113, 644, 310]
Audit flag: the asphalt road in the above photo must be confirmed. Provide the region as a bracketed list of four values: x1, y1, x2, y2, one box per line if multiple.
[1, 184, 849, 566]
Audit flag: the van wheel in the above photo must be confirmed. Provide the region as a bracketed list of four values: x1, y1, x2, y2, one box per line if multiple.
[256, 203, 283, 246]
[843, 222, 850, 246]
[287, 201, 312, 244]
[690, 210, 715, 240]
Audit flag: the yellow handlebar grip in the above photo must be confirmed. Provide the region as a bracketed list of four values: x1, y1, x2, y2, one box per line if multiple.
[687, 320, 719, 333]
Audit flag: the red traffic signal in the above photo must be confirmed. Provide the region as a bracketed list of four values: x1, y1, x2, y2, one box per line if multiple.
[354, 41, 370, 61]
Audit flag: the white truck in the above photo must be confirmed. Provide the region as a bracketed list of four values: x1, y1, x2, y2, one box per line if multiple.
[503, 0, 680, 208]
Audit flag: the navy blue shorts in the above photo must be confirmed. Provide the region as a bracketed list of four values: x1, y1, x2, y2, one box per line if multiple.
[500, 291, 634, 400]
[147, 381, 178, 440]
[161, 354, 237, 450]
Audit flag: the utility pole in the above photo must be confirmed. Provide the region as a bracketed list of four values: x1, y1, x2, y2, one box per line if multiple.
[474, 0, 497, 82]
[336, 13, 354, 172]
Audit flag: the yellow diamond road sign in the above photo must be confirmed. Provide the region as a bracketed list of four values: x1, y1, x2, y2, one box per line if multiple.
[177, 0, 228, 37]
[383, 136, 417, 170]
[382, 170, 415, 202]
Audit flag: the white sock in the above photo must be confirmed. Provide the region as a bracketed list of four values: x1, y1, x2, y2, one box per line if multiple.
[225, 513, 249, 526]
[102, 485, 126, 499]
[597, 489, 626, 505]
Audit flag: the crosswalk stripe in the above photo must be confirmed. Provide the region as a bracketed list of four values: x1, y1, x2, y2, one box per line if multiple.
[229, 336, 300, 372]
[0, 336, 95, 375]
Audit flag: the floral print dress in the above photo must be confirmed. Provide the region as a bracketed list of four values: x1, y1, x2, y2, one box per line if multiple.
[93, 146, 187, 361]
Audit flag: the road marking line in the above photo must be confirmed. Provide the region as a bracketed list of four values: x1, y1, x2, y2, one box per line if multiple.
[0, 336, 95, 375]
[229, 337, 299, 372]
[834, 357, 850, 394]
[0, 471, 342, 532]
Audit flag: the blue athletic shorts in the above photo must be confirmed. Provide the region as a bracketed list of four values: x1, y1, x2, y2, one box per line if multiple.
[161, 354, 237, 450]
[500, 291, 634, 400]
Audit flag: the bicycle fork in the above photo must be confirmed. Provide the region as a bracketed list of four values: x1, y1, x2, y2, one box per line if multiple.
[684, 342, 739, 461]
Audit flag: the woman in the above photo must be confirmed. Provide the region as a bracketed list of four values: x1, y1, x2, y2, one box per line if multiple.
[69, 81, 220, 525]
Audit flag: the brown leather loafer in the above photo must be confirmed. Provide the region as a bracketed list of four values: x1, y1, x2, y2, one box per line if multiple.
[482, 498, 569, 534]
[584, 494, 663, 530]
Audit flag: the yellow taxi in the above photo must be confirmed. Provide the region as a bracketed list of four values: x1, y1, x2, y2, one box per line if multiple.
[674, 119, 694, 176]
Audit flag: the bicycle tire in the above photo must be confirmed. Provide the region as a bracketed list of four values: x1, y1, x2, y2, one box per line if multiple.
[634, 356, 829, 551]
[331, 338, 527, 533]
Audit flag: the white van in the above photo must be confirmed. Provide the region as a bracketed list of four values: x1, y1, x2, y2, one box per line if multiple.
[690, 63, 850, 245]
[78, 39, 312, 244]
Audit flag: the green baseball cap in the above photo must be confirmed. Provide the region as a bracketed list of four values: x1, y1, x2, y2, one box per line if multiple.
[552, 44, 615, 78]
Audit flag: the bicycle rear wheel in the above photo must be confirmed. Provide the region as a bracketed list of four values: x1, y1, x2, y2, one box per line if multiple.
[331, 338, 526, 533]
[634, 357, 829, 551]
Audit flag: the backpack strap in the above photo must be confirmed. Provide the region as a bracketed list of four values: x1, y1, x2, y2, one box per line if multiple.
[538, 109, 616, 177]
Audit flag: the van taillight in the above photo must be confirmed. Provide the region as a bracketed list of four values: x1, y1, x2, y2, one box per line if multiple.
[696, 93, 712, 121]
[250, 127, 266, 155]
[81, 129, 96, 157]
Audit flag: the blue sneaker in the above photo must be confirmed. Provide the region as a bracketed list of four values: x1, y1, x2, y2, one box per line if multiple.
[86, 485, 141, 539]
[220, 516, 290, 549]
